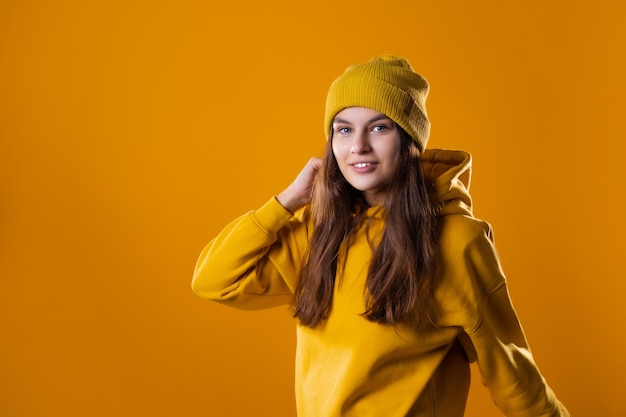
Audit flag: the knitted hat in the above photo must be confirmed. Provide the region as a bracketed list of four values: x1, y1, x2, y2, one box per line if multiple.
[324, 55, 430, 151]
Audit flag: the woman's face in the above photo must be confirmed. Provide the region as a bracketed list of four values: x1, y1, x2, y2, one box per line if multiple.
[331, 107, 401, 206]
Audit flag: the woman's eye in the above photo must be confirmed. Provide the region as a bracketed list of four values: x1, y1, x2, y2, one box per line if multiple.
[337, 127, 351, 134]
[372, 125, 388, 132]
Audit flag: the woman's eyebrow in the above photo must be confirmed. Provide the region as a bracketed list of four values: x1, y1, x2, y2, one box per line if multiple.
[367, 115, 392, 124]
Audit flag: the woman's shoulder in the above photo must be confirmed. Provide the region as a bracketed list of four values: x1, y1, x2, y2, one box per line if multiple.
[435, 213, 504, 300]
[431, 214, 504, 329]
[437, 213, 493, 252]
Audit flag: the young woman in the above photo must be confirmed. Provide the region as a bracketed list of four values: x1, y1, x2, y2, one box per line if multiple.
[192, 55, 570, 417]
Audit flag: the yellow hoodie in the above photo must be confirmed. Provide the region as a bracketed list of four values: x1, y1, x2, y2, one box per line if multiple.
[192, 149, 570, 417]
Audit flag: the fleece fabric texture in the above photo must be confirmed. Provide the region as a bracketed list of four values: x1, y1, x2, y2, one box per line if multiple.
[192, 149, 570, 417]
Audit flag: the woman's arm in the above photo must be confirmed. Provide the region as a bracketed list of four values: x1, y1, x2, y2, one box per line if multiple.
[191, 157, 321, 310]
[192, 197, 299, 309]
[468, 285, 570, 416]
[462, 225, 571, 417]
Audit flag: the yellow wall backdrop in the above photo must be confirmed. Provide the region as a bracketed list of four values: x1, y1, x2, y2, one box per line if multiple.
[1, 1, 624, 416]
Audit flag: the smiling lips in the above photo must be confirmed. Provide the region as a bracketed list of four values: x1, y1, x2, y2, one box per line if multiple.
[351, 162, 378, 172]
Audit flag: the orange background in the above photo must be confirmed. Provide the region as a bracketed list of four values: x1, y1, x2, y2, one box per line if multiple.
[1, 1, 625, 416]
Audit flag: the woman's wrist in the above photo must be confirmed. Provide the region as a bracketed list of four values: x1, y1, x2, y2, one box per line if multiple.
[276, 189, 301, 213]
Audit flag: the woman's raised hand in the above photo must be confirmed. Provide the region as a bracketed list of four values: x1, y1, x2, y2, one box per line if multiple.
[277, 157, 322, 213]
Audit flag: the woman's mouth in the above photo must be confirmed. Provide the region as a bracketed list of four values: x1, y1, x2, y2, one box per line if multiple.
[350, 162, 377, 173]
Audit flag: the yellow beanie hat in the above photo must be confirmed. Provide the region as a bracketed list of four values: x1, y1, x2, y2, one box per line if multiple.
[324, 55, 430, 151]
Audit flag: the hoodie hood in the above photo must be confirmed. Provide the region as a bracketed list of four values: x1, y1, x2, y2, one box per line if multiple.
[421, 149, 473, 217]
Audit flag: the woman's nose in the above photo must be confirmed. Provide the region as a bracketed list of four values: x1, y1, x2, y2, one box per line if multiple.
[350, 131, 371, 154]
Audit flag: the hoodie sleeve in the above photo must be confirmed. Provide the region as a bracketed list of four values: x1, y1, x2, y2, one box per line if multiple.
[454, 221, 570, 417]
[191, 197, 306, 310]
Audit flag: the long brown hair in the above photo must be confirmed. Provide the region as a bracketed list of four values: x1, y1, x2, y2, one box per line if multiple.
[292, 126, 438, 328]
